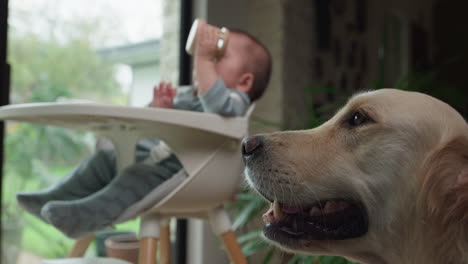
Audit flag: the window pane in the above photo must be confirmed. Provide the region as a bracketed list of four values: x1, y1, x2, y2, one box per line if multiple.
[2, 0, 180, 263]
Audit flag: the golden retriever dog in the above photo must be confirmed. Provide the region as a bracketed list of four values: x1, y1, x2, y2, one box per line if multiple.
[242, 89, 468, 264]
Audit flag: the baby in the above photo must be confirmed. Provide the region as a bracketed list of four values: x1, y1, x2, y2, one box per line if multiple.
[17, 20, 272, 238]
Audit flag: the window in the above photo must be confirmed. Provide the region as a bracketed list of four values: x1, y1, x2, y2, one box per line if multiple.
[2, 0, 182, 262]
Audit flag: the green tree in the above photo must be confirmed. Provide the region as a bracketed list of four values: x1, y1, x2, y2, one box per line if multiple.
[3, 9, 126, 259]
[5, 29, 123, 185]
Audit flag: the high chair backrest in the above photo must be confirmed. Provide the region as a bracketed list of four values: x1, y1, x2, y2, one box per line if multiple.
[146, 104, 255, 214]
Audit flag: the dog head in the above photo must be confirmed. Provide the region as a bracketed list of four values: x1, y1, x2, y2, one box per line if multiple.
[243, 89, 468, 263]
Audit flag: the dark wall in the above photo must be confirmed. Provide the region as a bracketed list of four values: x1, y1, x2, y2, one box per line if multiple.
[433, 0, 468, 118]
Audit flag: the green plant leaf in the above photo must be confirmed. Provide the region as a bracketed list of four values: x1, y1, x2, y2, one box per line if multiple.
[237, 229, 263, 244]
[262, 247, 276, 264]
[287, 254, 302, 264]
[242, 239, 271, 257]
[232, 196, 266, 230]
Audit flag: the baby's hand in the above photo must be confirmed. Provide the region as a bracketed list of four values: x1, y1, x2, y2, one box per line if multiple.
[195, 20, 220, 61]
[150, 82, 176, 108]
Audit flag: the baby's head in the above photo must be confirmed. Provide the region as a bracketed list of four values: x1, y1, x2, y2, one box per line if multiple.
[215, 29, 272, 102]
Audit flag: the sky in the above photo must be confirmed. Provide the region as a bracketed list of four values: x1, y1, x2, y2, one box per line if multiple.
[9, 0, 163, 47]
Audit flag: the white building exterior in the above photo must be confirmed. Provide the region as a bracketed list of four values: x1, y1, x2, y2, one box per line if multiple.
[99, 39, 160, 107]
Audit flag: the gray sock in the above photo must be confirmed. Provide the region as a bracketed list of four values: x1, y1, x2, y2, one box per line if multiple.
[41, 154, 183, 239]
[17, 150, 116, 222]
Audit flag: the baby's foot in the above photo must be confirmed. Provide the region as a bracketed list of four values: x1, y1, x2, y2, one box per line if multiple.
[41, 155, 183, 238]
[17, 150, 116, 222]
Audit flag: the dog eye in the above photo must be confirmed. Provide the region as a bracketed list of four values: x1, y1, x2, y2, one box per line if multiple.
[348, 112, 368, 127]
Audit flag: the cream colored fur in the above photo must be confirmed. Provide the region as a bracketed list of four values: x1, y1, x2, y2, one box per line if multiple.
[245, 89, 468, 264]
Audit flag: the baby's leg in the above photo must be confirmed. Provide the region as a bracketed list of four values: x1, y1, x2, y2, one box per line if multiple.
[17, 150, 116, 222]
[41, 154, 183, 239]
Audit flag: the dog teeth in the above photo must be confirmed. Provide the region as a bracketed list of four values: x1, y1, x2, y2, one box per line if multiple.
[262, 204, 275, 224]
[273, 200, 283, 219]
[323, 201, 350, 214]
[309, 206, 321, 216]
[262, 212, 274, 224]
[292, 218, 298, 231]
[324, 201, 338, 214]
[337, 201, 350, 210]
[263, 200, 283, 223]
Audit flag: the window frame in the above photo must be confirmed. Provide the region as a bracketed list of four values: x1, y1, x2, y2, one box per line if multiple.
[0, 0, 10, 234]
[0, 0, 193, 261]
[175, 0, 192, 263]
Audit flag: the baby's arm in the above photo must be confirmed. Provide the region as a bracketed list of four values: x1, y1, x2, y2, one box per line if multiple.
[149, 81, 204, 112]
[193, 20, 219, 95]
[199, 78, 250, 117]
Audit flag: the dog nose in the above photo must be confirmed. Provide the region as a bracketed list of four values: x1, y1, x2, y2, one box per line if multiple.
[242, 136, 263, 156]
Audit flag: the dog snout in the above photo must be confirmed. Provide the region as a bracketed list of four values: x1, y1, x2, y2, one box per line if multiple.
[242, 135, 264, 157]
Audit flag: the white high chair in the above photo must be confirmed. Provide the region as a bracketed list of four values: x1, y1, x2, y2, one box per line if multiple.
[0, 102, 253, 264]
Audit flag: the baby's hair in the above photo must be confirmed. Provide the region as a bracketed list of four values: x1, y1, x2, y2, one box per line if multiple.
[229, 29, 272, 102]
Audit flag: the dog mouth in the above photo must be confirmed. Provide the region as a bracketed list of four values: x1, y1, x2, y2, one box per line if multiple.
[262, 199, 368, 241]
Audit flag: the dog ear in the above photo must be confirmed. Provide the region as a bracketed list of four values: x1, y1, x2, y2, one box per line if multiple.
[421, 136, 468, 225]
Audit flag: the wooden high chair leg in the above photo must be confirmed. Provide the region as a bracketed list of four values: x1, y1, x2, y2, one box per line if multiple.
[220, 231, 247, 264]
[139, 213, 161, 264]
[159, 219, 171, 264]
[139, 237, 158, 264]
[208, 206, 247, 264]
[68, 233, 95, 257]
